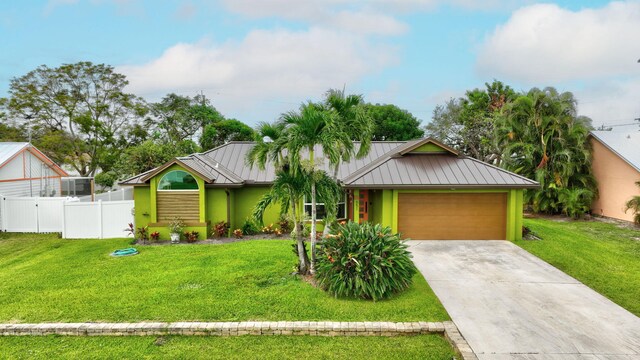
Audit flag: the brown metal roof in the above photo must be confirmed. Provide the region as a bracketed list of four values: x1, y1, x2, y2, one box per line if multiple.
[121, 139, 538, 189]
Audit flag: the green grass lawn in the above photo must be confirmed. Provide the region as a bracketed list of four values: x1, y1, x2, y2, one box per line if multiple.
[516, 218, 640, 316]
[0, 335, 457, 360]
[0, 233, 449, 323]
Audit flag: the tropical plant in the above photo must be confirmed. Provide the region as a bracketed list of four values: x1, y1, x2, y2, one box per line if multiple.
[241, 219, 260, 236]
[497, 87, 596, 216]
[320, 89, 374, 236]
[211, 221, 229, 238]
[315, 222, 417, 301]
[252, 162, 312, 274]
[278, 216, 292, 233]
[262, 223, 275, 234]
[184, 230, 199, 243]
[558, 188, 595, 219]
[232, 229, 243, 239]
[168, 217, 186, 234]
[150, 231, 160, 242]
[136, 226, 149, 244]
[625, 181, 640, 224]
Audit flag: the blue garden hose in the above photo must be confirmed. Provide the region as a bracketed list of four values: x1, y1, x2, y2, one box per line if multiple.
[110, 248, 139, 257]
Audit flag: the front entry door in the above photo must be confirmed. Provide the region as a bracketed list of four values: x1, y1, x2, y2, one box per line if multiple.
[358, 190, 369, 222]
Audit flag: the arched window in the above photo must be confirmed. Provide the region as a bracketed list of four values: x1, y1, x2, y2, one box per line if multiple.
[158, 170, 199, 191]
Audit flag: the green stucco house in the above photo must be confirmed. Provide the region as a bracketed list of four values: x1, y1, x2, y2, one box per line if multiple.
[121, 138, 538, 241]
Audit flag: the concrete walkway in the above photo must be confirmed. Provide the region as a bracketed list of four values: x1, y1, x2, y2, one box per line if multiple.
[409, 240, 640, 360]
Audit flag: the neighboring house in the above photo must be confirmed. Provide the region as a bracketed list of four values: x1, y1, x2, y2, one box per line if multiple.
[589, 131, 640, 222]
[0, 142, 68, 197]
[121, 138, 538, 240]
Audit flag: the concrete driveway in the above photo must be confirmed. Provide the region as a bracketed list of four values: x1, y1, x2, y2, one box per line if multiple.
[408, 241, 640, 360]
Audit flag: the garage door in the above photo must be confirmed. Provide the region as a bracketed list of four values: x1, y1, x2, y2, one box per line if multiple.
[398, 193, 507, 240]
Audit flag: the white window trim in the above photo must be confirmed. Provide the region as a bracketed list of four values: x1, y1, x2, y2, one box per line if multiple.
[304, 194, 347, 220]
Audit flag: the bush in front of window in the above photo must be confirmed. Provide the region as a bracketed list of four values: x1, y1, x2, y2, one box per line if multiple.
[315, 222, 417, 301]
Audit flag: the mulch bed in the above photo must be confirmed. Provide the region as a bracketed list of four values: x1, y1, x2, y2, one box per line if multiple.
[133, 233, 292, 246]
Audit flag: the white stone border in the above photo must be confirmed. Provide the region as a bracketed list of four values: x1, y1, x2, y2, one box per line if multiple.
[0, 321, 476, 359]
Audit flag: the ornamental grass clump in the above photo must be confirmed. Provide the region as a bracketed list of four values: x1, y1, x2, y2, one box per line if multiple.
[315, 222, 417, 301]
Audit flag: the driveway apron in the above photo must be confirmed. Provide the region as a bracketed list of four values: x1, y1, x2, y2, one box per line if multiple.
[409, 240, 640, 360]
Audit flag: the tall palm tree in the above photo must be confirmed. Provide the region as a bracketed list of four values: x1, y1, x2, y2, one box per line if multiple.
[625, 181, 640, 224]
[245, 121, 287, 170]
[498, 87, 596, 216]
[281, 103, 351, 273]
[321, 89, 374, 235]
[252, 162, 312, 273]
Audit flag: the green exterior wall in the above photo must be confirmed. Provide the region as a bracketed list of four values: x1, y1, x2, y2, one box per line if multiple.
[411, 143, 449, 153]
[206, 188, 230, 234]
[369, 190, 383, 224]
[233, 186, 280, 230]
[133, 186, 151, 229]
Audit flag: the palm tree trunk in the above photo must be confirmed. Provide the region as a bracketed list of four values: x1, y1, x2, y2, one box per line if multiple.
[292, 201, 309, 274]
[310, 181, 317, 273]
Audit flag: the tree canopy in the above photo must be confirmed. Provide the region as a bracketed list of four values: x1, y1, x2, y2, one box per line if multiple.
[428, 82, 596, 217]
[3, 62, 148, 176]
[364, 103, 424, 141]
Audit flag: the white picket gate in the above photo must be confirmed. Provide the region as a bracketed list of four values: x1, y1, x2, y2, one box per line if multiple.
[0, 195, 133, 239]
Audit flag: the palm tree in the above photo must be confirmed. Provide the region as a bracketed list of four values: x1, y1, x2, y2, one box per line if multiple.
[252, 162, 311, 273]
[245, 121, 287, 170]
[625, 181, 640, 224]
[498, 87, 597, 215]
[321, 89, 374, 235]
[281, 103, 351, 273]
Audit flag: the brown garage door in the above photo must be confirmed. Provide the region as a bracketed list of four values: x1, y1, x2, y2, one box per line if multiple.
[398, 193, 507, 240]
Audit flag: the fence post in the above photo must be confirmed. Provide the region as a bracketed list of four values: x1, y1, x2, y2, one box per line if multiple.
[61, 200, 66, 239]
[98, 200, 103, 239]
[0, 196, 4, 232]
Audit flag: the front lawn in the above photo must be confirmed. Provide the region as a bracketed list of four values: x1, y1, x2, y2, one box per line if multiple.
[516, 218, 640, 316]
[0, 233, 448, 322]
[0, 335, 457, 360]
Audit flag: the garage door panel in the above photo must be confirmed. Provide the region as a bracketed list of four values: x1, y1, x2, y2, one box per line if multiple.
[398, 193, 506, 240]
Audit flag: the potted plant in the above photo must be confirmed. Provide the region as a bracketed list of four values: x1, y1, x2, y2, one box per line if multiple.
[168, 217, 186, 243]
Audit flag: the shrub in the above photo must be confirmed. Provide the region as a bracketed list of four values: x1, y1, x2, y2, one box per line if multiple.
[278, 217, 292, 233]
[212, 221, 229, 238]
[233, 229, 243, 239]
[150, 231, 160, 242]
[262, 223, 275, 234]
[315, 222, 417, 301]
[168, 217, 186, 234]
[184, 230, 199, 243]
[136, 226, 149, 244]
[241, 219, 260, 235]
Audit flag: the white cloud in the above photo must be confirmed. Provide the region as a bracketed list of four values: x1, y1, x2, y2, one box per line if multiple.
[220, 0, 408, 35]
[476, 2, 640, 83]
[576, 77, 640, 127]
[118, 28, 398, 121]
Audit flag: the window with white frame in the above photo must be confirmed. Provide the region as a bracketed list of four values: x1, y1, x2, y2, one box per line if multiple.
[304, 193, 347, 220]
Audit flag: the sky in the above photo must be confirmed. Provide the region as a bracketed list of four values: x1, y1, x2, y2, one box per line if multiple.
[1, 0, 639, 129]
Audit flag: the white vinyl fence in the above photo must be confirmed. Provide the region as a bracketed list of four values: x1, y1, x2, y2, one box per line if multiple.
[62, 200, 133, 239]
[79, 187, 133, 202]
[0, 195, 133, 239]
